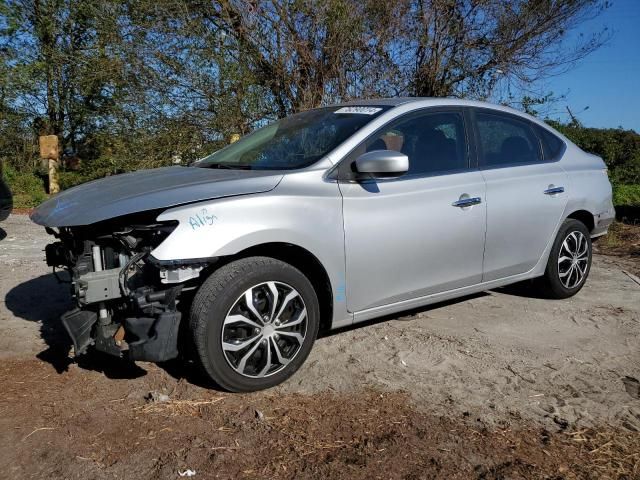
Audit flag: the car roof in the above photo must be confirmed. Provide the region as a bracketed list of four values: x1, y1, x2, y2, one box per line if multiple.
[335, 97, 529, 117]
[337, 97, 418, 107]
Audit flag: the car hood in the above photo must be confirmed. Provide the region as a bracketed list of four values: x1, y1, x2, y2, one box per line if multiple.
[31, 166, 284, 227]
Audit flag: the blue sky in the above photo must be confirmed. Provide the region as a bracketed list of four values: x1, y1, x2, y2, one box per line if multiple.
[538, 0, 640, 131]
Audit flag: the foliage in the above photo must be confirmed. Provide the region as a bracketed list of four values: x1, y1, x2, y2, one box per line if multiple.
[545, 121, 640, 210]
[401, 0, 609, 98]
[613, 184, 640, 208]
[549, 121, 640, 185]
[0, 1, 611, 166]
[0, 0, 623, 208]
[1, 164, 47, 207]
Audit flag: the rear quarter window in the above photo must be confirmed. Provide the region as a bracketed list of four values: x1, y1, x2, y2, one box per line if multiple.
[535, 126, 565, 161]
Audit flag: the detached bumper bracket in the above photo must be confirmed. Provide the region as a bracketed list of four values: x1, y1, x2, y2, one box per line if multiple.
[61, 308, 97, 356]
[126, 312, 181, 362]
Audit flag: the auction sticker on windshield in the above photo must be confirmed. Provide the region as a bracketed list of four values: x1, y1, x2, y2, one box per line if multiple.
[333, 106, 383, 115]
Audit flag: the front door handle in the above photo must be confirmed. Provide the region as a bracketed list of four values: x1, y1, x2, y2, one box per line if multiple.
[544, 186, 565, 195]
[452, 196, 482, 208]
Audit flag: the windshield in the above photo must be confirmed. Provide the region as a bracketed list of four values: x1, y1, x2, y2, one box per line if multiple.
[195, 106, 390, 170]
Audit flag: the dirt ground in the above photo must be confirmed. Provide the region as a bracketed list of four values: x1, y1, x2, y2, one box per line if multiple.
[1, 214, 639, 479]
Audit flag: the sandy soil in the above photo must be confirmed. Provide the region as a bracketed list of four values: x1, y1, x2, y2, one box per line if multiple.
[1, 214, 639, 479]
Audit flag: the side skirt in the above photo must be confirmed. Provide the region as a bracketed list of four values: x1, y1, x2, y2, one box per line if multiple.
[352, 270, 543, 324]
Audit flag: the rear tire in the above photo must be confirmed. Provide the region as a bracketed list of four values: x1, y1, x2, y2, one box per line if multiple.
[190, 256, 319, 392]
[537, 218, 592, 299]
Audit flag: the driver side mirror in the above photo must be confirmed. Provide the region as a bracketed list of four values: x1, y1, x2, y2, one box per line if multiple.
[354, 150, 408, 178]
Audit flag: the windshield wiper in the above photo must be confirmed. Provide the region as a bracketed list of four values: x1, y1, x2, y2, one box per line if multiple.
[201, 163, 253, 170]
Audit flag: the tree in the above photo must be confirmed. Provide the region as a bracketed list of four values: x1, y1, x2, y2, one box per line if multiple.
[5, 0, 144, 156]
[132, 0, 401, 127]
[394, 0, 610, 99]
[0, 0, 613, 189]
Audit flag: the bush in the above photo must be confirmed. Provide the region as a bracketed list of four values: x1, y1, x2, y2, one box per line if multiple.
[548, 121, 640, 185]
[613, 184, 640, 207]
[3, 119, 640, 212]
[2, 164, 48, 208]
[58, 155, 134, 191]
[57, 170, 87, 191]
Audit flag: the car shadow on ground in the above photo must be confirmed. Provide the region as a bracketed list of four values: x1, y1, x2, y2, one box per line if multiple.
[492, 279, 551, 299]
[319, 292, 490, 338]
[0, 227, 6, 241]
[4, 273, 147, 379]
[5, 273, 547, 389]
[160, 292, 500, 390]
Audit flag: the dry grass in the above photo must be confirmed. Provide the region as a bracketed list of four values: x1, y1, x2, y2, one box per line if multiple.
[133, 392, 640, 479]
[569, 428, 640, 479]
[595, 221, 640, 257]
[135, 397, 225, 416]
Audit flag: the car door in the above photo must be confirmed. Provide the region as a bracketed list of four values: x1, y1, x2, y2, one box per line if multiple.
[338, 108, 487, 313]
[471, 109, 569, 281]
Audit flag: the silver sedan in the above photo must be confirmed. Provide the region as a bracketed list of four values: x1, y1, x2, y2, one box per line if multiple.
[32, 98, 615, 391]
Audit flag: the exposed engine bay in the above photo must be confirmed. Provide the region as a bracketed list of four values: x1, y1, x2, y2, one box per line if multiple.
[44, 212, 210, 362]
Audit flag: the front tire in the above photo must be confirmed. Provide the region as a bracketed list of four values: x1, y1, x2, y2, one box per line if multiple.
[190, 256, 320, 392]
[538, 218, 592, 299]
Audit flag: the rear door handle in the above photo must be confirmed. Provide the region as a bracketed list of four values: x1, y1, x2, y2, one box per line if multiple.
[452, 197, 482, 208]
[544, 186, 564, 195]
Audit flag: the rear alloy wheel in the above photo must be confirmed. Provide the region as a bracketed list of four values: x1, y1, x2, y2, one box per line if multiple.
[190, 257, 319, 392]
[538, 219, 592, 299]
[557, 230, 590, 289]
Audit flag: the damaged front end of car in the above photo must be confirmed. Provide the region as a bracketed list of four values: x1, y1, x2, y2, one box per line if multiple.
[44, 211, 209, 362]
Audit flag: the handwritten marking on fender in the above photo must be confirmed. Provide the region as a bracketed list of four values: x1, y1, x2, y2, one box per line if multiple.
[189, 209, 218, 231]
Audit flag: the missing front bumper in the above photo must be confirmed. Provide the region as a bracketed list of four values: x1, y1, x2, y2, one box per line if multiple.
[60, 309, 181, 362]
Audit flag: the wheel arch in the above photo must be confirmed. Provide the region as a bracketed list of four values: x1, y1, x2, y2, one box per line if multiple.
[214, 242, 334, 333]
[566, 209, 595, 232]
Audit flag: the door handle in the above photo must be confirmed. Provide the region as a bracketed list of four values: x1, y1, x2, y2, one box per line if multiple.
[544, 186, 565, 195]
[452, 196, 482, 208]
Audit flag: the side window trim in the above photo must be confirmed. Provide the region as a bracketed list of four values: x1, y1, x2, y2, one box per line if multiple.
[469, 107, 547, 170]
[335, 106, 472, 182]
[463, 106, 480, 171]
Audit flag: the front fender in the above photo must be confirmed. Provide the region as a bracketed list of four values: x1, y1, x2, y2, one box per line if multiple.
[152, 194, 341, 263]
[151, 181, 352, 329]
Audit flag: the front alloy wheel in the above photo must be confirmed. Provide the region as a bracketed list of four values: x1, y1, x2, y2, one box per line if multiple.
[221, 281, 308, 378]
[190, 257, 319, 392]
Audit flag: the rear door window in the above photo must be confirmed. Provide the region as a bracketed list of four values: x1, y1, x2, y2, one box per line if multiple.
[475, 112, 543, 167]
